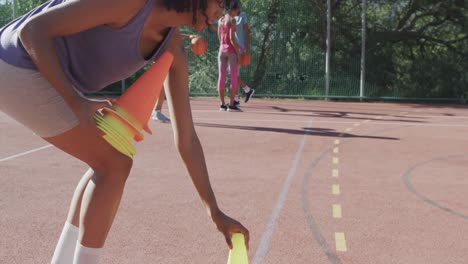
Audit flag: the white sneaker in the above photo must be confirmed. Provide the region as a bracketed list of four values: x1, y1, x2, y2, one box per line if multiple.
[151, 111, 170, 123]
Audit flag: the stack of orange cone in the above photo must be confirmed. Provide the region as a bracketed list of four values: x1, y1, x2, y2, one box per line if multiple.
[94, 51, 174, 158]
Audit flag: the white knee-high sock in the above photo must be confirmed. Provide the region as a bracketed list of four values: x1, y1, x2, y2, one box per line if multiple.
[73, 243, 102, 264]
[51, 222, 79, 264]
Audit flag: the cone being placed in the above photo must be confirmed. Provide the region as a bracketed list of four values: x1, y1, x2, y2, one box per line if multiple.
[94, 51, 174, 158]
[227, 233, 249, 264]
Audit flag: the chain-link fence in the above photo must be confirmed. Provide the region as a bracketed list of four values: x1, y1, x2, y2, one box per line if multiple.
[182, 0, 467, 101]
[1, 0, 467, 101]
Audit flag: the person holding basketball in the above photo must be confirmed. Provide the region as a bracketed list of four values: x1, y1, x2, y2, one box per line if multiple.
[0, 0, 249, 263]
[151, 33, 203, 123]
[232, 2, 255, 106]
[216, 1, 242, 112]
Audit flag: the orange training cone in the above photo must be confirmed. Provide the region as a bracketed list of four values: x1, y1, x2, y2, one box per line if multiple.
[94, 51, 174, 158]
[114, 51, 174, 135]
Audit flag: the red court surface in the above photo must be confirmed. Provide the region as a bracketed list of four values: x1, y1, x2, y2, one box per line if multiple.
[1, 98, 468, 264]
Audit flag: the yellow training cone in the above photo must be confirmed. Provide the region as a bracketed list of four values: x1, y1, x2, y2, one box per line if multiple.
[227, 233, 248, 264]
[94, 114, 136, 158]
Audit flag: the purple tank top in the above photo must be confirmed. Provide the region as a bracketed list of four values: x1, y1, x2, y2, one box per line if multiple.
[0, 0, 175, 93]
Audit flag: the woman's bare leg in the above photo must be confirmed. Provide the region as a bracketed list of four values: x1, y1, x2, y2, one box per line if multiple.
[154, 88, 166, 112]
[238, 77, 246, 90]
[45, 123, 133, 248]
[218, 53, 228, 106]
[66, 168, 94, 226]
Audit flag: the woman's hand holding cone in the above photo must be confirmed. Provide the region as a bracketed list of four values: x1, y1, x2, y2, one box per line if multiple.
[71, 96, 113, 129]
[212, 210, 250, 250]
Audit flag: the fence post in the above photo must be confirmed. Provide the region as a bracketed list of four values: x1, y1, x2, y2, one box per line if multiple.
[12, 0, 16, 19]
[121, 79, 126, 94]
[325, 0, 331, 99]
[360, 0, 367, 99]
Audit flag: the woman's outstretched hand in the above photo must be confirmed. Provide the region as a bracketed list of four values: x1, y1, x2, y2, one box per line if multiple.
[212, 210, 250, 250]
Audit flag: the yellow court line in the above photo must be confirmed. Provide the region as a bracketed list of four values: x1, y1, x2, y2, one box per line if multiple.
[333, 204, 342, 218]
[334, 139, 340, 145]
[353, 123, 361, 127]
[332, 169, 339, 177]
[333, 157, 339, 164]
[345, 128, 353, 132]
[333, 147, 339, 154]
[332, 184, 340, 195]
[335, 232, 348, 252]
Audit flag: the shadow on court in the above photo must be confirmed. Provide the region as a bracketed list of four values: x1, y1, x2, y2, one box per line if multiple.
[195, 123, 399, 140]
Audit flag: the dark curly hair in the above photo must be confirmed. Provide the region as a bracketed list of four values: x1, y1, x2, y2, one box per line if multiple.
[225, 0, 240, 14]
[162, 0, 239, 25]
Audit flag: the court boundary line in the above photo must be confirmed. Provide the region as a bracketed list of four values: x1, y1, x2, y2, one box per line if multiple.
[252, 120, 313, 264]
[191, 109, 468, 119]
[298, 116, 414, 263]
[194, 118, 468, 128]
[402, 154, 468, 220]
[0, 145, 52, 163]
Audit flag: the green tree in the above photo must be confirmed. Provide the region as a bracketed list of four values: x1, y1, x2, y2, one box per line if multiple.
[2, 0, 466, 99]
[0, 0, 49, 26]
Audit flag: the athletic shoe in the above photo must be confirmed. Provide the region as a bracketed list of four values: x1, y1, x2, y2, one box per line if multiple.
[244, 89, 255, 103]
[151, 111, 170, 123]
[234, 100, 240, 107]
[228, 105, 241, 112]
[219, 104, 228, 111]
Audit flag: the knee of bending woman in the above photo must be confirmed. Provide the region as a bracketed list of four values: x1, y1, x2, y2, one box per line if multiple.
[88, 151, 133, 182]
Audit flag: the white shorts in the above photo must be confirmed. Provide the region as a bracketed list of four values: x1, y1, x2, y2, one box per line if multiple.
[0, 59, 79, 138]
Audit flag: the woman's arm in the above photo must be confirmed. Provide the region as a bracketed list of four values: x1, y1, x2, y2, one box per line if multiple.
[209, 24, 218, 33]
[229, 17, 240, 54]
[19, 0, 144, 120]
[165, 30, 219, 217]
[217, 20, 221, 43]
[164, 30, 249, 249]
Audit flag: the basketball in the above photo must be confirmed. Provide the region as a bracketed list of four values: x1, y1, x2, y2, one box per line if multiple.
[239, 52, 251, 66]
[191, 36, 208, 55]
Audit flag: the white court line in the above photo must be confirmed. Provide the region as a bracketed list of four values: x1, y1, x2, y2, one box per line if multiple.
[195, 117, 355, 124]
[0, 145, 52, 163]
[192, 109, 468, 119]
[252, 121, 312, 264]
[194, 117, 468, 128]
[406, 115, 468, 119]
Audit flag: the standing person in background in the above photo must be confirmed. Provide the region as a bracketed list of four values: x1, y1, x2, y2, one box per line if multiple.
[0, 0, 249, 263]
[152, 87, 170, 122]
[151, 33, 200, 123]
[232, 4, 255, 106]
[217, 2, 241, 112]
